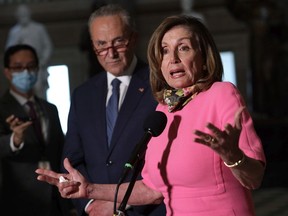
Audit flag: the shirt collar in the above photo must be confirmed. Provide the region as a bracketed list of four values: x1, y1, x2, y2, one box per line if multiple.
[10, 89, 35, 105]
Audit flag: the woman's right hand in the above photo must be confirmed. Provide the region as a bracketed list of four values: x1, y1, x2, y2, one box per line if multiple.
[86, 200, 115, 216]
[36, 158, 89, 199]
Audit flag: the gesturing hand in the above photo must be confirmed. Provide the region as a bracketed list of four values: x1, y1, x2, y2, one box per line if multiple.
[36, 158, 89, 199]
[194, 106, 245, 162]
[6, 114, 32, 146]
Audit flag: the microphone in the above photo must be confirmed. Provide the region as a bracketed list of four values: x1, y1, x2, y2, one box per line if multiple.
[118, 111, 167, 184]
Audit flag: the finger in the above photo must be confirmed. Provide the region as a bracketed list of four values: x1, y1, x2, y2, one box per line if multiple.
[18, 121, 33, 129]
[64, 183, 81, 195]
[61, 183, 81, 198]
[193, 129, 207, 137]
[15, 120, 32, 129]
[193, 130, 213, 146]
[6, 115, 15, 123]
[234, 106, 245, 130]
[194, 137, 209, 146]
[64, 158, 75, 174]
[206, 123, 223, 137]
[224, 123, 234, 135]
[35, 168, 61, 179]
[37, 174, 59, 185]
[10, 118, 19, 127]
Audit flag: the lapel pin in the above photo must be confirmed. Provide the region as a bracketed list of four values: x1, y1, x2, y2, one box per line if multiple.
[138, 88, 144, 92]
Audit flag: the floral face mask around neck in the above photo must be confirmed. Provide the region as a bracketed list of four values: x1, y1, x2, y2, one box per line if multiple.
[163, 85, 199, 113]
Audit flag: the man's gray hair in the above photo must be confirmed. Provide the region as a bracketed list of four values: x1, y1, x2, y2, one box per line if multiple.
[88, 4, 136, 34]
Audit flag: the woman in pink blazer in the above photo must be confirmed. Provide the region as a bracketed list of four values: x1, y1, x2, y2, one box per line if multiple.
[36, 15, 266, 216]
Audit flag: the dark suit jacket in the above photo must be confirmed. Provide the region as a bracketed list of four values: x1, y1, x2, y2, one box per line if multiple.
[62, 60, 166, 215]
[0, 91, 69, 216]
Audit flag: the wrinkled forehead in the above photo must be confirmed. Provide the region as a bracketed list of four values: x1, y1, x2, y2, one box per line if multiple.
[90, 15, 129, 42]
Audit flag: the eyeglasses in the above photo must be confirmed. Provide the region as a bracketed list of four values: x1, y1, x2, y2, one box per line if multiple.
[8, 65, 39, 73]
[93, 35, 131, 56]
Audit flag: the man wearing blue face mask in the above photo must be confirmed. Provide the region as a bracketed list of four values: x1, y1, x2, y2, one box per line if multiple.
[0, 44, 76, 215]
[11, 67, 38, 93]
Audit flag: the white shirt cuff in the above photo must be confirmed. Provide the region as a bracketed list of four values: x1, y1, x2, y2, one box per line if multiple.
[10, 133, 24, 152]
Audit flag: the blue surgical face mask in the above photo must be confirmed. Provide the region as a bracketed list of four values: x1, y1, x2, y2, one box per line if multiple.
[12, 70, 37, 93]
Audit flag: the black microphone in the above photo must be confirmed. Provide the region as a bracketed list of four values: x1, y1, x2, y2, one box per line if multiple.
[118, 111, 167, 184]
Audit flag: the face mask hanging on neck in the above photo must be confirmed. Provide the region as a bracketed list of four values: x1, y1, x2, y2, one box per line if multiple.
[12, 70, 37, 93]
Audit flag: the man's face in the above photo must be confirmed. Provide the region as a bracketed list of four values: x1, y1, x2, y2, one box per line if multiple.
[90, 15, 136, 76]
[4, 49, 38, 95]
[4, 50, 38, 81]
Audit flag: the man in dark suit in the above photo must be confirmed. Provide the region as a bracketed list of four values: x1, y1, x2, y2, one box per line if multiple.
[0, 44, 75, 216]
[62, 4, 165, 216]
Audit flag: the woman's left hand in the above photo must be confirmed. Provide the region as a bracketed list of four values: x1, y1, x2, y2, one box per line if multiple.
[194, 106, 245, 163]
[36, 158, 89, 199]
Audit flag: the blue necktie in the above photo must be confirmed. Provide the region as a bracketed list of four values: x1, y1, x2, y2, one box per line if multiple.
[106, 78, 121, 146]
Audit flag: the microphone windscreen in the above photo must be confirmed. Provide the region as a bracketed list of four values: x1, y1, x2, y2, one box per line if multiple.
[143, 111, 167, 137]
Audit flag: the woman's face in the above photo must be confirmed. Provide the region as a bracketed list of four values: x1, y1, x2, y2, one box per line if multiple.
[160, 25, 204, 89]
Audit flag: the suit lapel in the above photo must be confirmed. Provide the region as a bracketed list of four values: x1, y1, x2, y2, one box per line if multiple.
[91, 73, 109, 148]
[1, 91, 28, 118]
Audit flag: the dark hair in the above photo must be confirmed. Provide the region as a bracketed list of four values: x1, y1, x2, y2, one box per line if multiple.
[4, 44, 39, 68]
[147, 15, 223, 103]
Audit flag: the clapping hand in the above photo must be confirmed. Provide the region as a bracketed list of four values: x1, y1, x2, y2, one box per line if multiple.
[6, 114, 32, 146]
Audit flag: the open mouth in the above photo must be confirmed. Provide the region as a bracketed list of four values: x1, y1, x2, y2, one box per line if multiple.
[170, 69, 185, 78]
